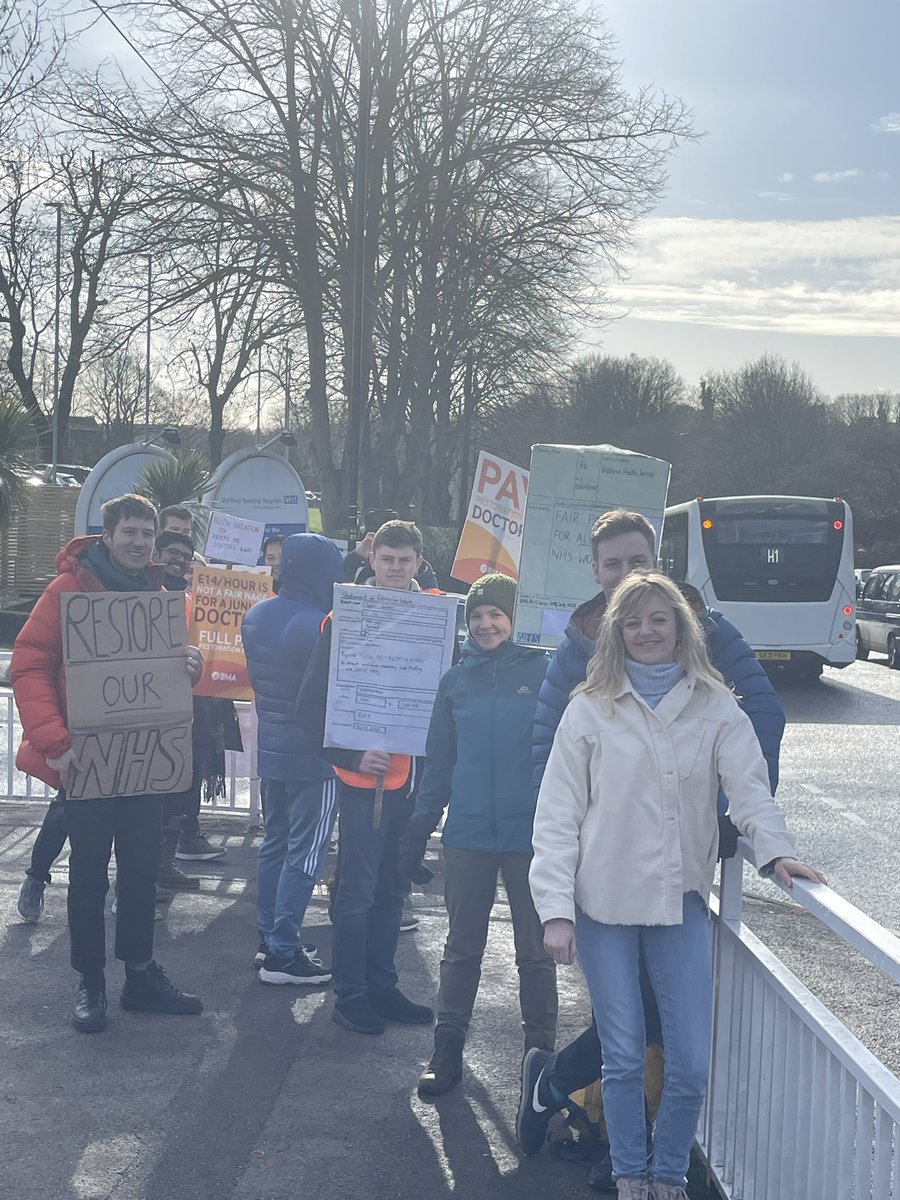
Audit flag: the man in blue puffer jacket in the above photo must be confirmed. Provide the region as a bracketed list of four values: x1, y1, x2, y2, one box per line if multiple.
[517, 507, 787, 1173]
[241, 533, 343, 987]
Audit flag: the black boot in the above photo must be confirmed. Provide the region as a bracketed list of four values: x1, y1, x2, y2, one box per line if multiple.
[369, 987, 434, 1025]
[417, 1025, 465, 1098]
[72, 973, 108, 1033]
[157, 826, 200, 891]
[120, 961, 203, 1015]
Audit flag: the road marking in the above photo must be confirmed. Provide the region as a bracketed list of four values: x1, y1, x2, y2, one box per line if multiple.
[802, 783, 824, 795]
[842, 811, 867, 827]
[817, 796, 842, 810]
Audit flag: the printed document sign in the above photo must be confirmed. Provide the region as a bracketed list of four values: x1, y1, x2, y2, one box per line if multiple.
[324, 585, 459, 757]
[189, 564, 273, 700]
[61, 590, 193, 800]
[513, 444, 671, 650]
[451, 451, 529, 584]
[204, 511, 266, 567]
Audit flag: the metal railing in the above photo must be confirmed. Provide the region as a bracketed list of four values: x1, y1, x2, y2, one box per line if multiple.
[701, 839, 900, 1199]
[0, 653, 260, 822]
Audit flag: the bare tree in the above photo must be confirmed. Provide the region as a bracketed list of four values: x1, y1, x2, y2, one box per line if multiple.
[0, 143, 137, 456]
[67, 0, 689, 527]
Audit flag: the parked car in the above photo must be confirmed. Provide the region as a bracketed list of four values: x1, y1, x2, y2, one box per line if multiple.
[855, 565, 900, 668]
[854, 568, 873, 598]
[35, 462, 91, 484]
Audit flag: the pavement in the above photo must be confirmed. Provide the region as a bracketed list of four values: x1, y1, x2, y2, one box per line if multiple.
[0, 804, 718, 1200]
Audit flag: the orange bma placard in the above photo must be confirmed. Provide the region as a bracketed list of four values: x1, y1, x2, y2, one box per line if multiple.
[188, 565, 273, 700]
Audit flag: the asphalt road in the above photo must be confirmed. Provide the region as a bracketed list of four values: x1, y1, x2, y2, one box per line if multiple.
[0, 655, 897, 1198]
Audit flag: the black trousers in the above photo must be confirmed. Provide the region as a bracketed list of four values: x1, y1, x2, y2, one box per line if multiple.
[162, 765, 202, 841]
[61, 792, 164, 977]
[26, 795, 68, 884]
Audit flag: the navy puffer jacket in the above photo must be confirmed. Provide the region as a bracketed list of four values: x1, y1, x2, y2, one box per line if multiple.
[531, 587, 786, 807]
[412, 638, 550, 854]
[242, 533, 342, 782]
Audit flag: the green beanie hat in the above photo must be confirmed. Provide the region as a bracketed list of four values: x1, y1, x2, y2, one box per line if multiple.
[465, 572, 517, 625]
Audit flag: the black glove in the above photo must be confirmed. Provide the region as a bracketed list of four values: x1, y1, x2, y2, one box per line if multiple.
[717, 814, 739, 861]
[397, 811, 438, 884]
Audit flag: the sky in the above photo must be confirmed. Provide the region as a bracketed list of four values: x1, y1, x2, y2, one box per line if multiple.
[575, 0, 900, 396]
[72, 0, 898, 398]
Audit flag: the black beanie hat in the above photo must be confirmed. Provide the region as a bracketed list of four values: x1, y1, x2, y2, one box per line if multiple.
[465, 573, 517, 625]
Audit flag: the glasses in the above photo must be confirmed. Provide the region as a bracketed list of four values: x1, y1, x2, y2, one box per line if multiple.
[161, 549, 193, 564]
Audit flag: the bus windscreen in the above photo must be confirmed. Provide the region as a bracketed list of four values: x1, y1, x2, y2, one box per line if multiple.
[699, 500, 844, 603]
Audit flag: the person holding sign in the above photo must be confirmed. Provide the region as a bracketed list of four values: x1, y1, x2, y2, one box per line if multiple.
[528, 572, 823, 1200]
[397, 574, 557, 1099]
[11, 494, 205, 1034]
[296, 521, 441, 1035]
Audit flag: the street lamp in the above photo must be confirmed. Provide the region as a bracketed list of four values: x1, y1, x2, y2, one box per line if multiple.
[143, 427, 182, 450]
[144, 255, 152, 440]
[44, 201, 63, 483]
[256, 429, 297, 454]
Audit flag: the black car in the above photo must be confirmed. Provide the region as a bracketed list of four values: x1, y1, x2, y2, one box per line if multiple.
[856, 565, 900, 668]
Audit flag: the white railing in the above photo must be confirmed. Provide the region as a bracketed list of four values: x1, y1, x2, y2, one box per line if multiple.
[0, 652, 260, 823]
[701, 839, 900, 1199]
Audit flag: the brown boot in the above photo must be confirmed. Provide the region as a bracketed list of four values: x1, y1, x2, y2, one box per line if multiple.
[157, 826, 200, 890]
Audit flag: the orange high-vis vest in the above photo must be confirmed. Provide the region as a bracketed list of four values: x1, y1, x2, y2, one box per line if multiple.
[322, 586, 444, 792]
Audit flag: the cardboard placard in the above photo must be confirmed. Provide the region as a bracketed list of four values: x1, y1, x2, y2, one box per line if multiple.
[324, 585, 460, 757]
[204, 510, 266, 567]
[62, 590, 193, 800]
[189, 564, 273, 699]
[513, 444, 671, 650]
[451, 451, 529, 584]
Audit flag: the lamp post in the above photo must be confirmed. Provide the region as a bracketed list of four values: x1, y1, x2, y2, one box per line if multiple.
[144, 255, 152, 439]
[45, 202, 63, 481]
[256, 333, 263, 440]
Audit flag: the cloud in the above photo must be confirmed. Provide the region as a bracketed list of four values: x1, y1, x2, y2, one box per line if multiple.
[812, 169, 863, 183]
[777, 173, 794, 183]
[606, 216, 900, 338]
[759, 191, 793, 202]
[873, 113, 900, 133]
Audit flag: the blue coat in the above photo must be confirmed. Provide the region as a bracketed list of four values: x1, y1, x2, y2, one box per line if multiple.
[531, 589, 786, 805]
[412, 638, 550, 854]
[241, 533, 342, 782]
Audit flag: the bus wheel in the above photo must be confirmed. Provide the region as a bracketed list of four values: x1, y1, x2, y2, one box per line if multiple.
[794, 661, 823, 682]
[889, 635, 900, 671]
[855, 629, 869, 661]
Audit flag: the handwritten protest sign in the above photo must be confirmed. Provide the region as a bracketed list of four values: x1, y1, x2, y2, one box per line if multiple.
[189, 564, 273, 700]
[62, 590, 193, 800]
[513, 444, 671, 650]
[204, 510, 266, 567]
[324, 585, 459, 757]
[451, 451, 529, 584]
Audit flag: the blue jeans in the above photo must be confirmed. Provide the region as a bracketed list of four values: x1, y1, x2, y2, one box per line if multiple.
[257, 778, 337, 962]
[575, 892, 712, 1185]
[330, 782, 412, 1004]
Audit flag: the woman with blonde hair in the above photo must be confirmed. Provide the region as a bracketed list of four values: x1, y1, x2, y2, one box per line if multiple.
[529, 572, 823, 1200]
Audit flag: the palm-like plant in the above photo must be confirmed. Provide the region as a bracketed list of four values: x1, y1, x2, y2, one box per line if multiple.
[0, 396, 35, 531]
[135, 451, 211, 510]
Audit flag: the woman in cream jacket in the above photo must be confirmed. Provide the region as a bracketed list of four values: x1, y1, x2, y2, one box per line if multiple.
[529, 572, 823, 1200]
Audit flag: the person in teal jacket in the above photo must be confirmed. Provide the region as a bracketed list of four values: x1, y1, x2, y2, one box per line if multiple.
[398, 573, 558, 1099]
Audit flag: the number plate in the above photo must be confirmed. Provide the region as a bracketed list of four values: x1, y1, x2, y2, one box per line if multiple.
[756, 651, 792, 661]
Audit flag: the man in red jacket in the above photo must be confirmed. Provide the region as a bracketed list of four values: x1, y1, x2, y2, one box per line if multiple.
[11, 493, 204, 1033]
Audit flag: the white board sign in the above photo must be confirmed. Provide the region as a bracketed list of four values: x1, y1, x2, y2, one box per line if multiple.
[513, 444, 671, 650]
[201, 448, 309, 557]
[204, 511, 266, 566]
[324, 585, 459, 757]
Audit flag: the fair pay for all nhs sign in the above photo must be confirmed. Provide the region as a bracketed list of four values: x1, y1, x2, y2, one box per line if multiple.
[201, 448, 309, 553]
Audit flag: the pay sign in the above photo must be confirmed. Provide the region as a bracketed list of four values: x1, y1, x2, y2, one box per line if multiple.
[451, 451, 529, 585]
